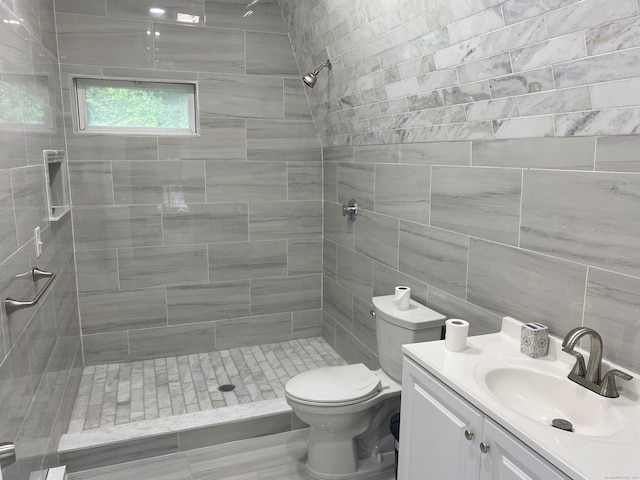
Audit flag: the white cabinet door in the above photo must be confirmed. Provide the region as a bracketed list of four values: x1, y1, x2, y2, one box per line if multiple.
[398, 358, 483, 480]
[479, 419, 571, 480]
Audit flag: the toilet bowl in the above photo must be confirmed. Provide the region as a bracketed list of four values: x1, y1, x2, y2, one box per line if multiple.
[285, 295, 446, 480]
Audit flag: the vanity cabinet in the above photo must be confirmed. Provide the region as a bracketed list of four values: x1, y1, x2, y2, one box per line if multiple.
[398, 357, 571, 480]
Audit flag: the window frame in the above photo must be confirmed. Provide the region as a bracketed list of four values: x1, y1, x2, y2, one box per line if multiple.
[73, 77, 199, 136]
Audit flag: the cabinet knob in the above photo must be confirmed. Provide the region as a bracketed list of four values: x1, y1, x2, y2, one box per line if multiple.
[464, 430, 474, 441]
[480, 442, 490, 454]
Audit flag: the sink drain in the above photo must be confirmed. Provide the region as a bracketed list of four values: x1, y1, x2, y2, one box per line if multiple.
[551, 418, 573, 432]
[218, 384, 235, 392]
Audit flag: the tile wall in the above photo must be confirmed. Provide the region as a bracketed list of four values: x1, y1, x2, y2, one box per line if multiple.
[55, 0, 324, 365]
[280, 1, 640, 373]
[0, 0, 82, 478]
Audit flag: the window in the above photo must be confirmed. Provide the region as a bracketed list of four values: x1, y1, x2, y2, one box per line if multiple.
[74, 78, 197, 135]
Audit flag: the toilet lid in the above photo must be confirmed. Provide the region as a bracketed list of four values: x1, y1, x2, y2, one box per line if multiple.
[285, 363, 381, 405]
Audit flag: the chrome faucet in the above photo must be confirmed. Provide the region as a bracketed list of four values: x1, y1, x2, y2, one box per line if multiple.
[561, 327, 632, 398]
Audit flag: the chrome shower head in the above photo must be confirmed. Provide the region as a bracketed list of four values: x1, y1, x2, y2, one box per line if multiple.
[302, 59, 332, 88]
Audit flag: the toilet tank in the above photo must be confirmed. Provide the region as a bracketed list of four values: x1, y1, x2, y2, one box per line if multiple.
[372, 295, 446, 382]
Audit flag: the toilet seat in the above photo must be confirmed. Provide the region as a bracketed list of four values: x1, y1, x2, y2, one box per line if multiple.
[285, 363, 381, 407]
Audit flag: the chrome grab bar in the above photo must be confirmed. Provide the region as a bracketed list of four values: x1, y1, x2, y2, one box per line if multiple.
[4, 268, 56, 316]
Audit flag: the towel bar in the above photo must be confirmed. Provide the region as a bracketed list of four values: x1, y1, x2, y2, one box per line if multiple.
[4, 268, 56, 316]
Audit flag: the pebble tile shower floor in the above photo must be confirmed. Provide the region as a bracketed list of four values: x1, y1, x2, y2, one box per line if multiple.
[69, 337, 345, 433]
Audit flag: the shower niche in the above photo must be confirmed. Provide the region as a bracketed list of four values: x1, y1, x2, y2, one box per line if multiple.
[43, 150, 70, 221]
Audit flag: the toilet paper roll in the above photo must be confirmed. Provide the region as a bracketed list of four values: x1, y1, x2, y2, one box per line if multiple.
[445, 319, 469, 352]
[393, 286, 411, 310]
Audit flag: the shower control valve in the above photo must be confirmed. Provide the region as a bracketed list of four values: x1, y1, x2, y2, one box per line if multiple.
[342, 199, 359, 221]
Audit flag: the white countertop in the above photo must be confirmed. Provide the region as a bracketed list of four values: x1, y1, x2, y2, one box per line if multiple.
[402, 317, 640, 480]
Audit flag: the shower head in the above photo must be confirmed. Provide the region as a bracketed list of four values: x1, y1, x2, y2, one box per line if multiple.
[302, 59, 332, 88]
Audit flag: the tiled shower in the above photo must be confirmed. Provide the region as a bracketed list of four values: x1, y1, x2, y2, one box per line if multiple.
[2, 0, 640, 478]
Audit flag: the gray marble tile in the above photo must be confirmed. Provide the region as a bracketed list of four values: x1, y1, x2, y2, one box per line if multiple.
[554, 47, 640, 89]
[69, 162, 114, 206]
[247, 120, 321, 162]
[586, 15, 640, 56]
[208, 241, 287, 282]
[162, 203, 248, 245]
[457, 53, 511, 84]
[246, 31, 298, 76]
[489, 68, 554, 98]
[501, 0, 579, 25]
[336, 246, 374, 302]
[204, 0, 287, 33]
[292, 310, 322, 339]
[57, 14, 154, 68]
[159, 117, 246, 162]
[0, 171, 17, 264]
[129, 323, 216, 360]
[448, 6, 504, 44]
[338, 163, 374, 211]
[511, 32, 586, 73]
[199, 73, 284, 119]
[521, 170, 640, 277]
[355, 210, 399, 270]
[288, 238, 322, 276]
[249, 201, 322, 240]
[442, 82, 491, 105]
[399, 221, 469, 298]
[482, 16, 547, 57]
[288, 163, 322, 201]
[82, 332, 130, 365]
[555, 108, 640, 137]
[79, 288, 167, 334]
[400, 141, 471, 165]
[427, 288, 500, 337]
[591, 77, 640, 110]
[75, 249, 119, 293]
[206, 162, 287, 202]
[546, 0, 637, 38]
[596, 136, 640, 172]
[467, 238, 587, 335]
[493, 115, 555, 139]
[517, 86, 591, 116]
[584, 268, 640, 372]
[65, 134, 159, 162]
[112, 161, 205, 205]
[373, 262, 429, 306]
[374, 164, 430, 224]
[215, 314, 292, 350]
[431, 166, 522, 245]
[154, 23, 244, 74]
[118, 245, 208, 289]
[472, 137, 595, 169]
[465, 97, 519, 122]
[106, 0, 204, 24]
[11, 165, 47, 245]
[73, 206, 162, 250]
[433, 37, 484, 70]
[251, 275, 321, 315]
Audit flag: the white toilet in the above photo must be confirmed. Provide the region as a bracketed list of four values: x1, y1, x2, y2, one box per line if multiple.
[285, 295, 446, 479]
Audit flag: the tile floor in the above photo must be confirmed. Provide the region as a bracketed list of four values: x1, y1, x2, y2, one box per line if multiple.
[66, 429, 396, 480]
[69, 337, 344, 433]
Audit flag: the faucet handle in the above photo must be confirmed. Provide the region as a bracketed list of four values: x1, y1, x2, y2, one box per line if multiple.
[600, 369, 633, 398]
[562, 348, 586, 377]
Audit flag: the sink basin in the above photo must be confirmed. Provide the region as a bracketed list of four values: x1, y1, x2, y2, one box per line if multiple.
[479, 366, 623, 437]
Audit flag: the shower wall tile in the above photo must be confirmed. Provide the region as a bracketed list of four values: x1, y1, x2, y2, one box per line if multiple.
[431, 166, 522, 245]
[336, 247, 374, 302]
[250, 274, 322, 315]
[75, 250, 119, 293]
[73, 206, 163, 250]
[206, 162, 287, 202]
[354, 145, 400, 164]
[355, 210, 399, 270]
[399, 221, 468, 298]
[288, 163, 323, 200]
[373, 262, 429, 305]
[323, 147, 355, 163]
[215, 314, 293, 350]
[153, 23, 245, 74]
[400, 141, 471, 165]
[56, 14, 154, 68]
[129, 323, 216, 360]
[467, 239, 587, 335]
[335, 324, 379, 371]
[323, 239, 337, 281]
[584, 268, 640, 372]
[517, 87, 591, 117]
[117, 245, 209, 289]
[11, 166, 47, 245]
[0, 171, 17, 264]
[204, 0, 287, 34]
[82, 332, 129, 365]
[374, 164, 430, 224]
[208, 241, 288, 282]
[249, 201, 322, 240]
[323, 162, 338, 203]
[106, 0, 204, 23]
[324, 202, 354, 249]
[246, 32, 298, 76]
[69, 162, 114, 206]
[427, 288, 501, 336]
[352, 296, 376, 353]
[160, 118, 245, 162]
[167, 281, 251, 324]
[586, 16, 640, 56]
[55, 0, 106, 15]
[112, 161, 205, 205]
[284, 79, 313, 121]
[247, 120, 321, 162]
[293, 310, 323, 338]
[595, 136, 640, 172]
[545, 0, 637, 38]
[65, 134, 159, 162]
[521, 170, 640, 277]
[288, 238, 323, 275]
[162, 203, 249, 245]
[199, 73, 284, 119]
[337, 163, 375, 211]
[510, 32, 586, 73]
[79, 288, 167, 335]
[323, 277, 353, 330]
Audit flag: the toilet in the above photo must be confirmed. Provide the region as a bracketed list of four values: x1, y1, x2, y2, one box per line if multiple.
[285, 295, 446, 479]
